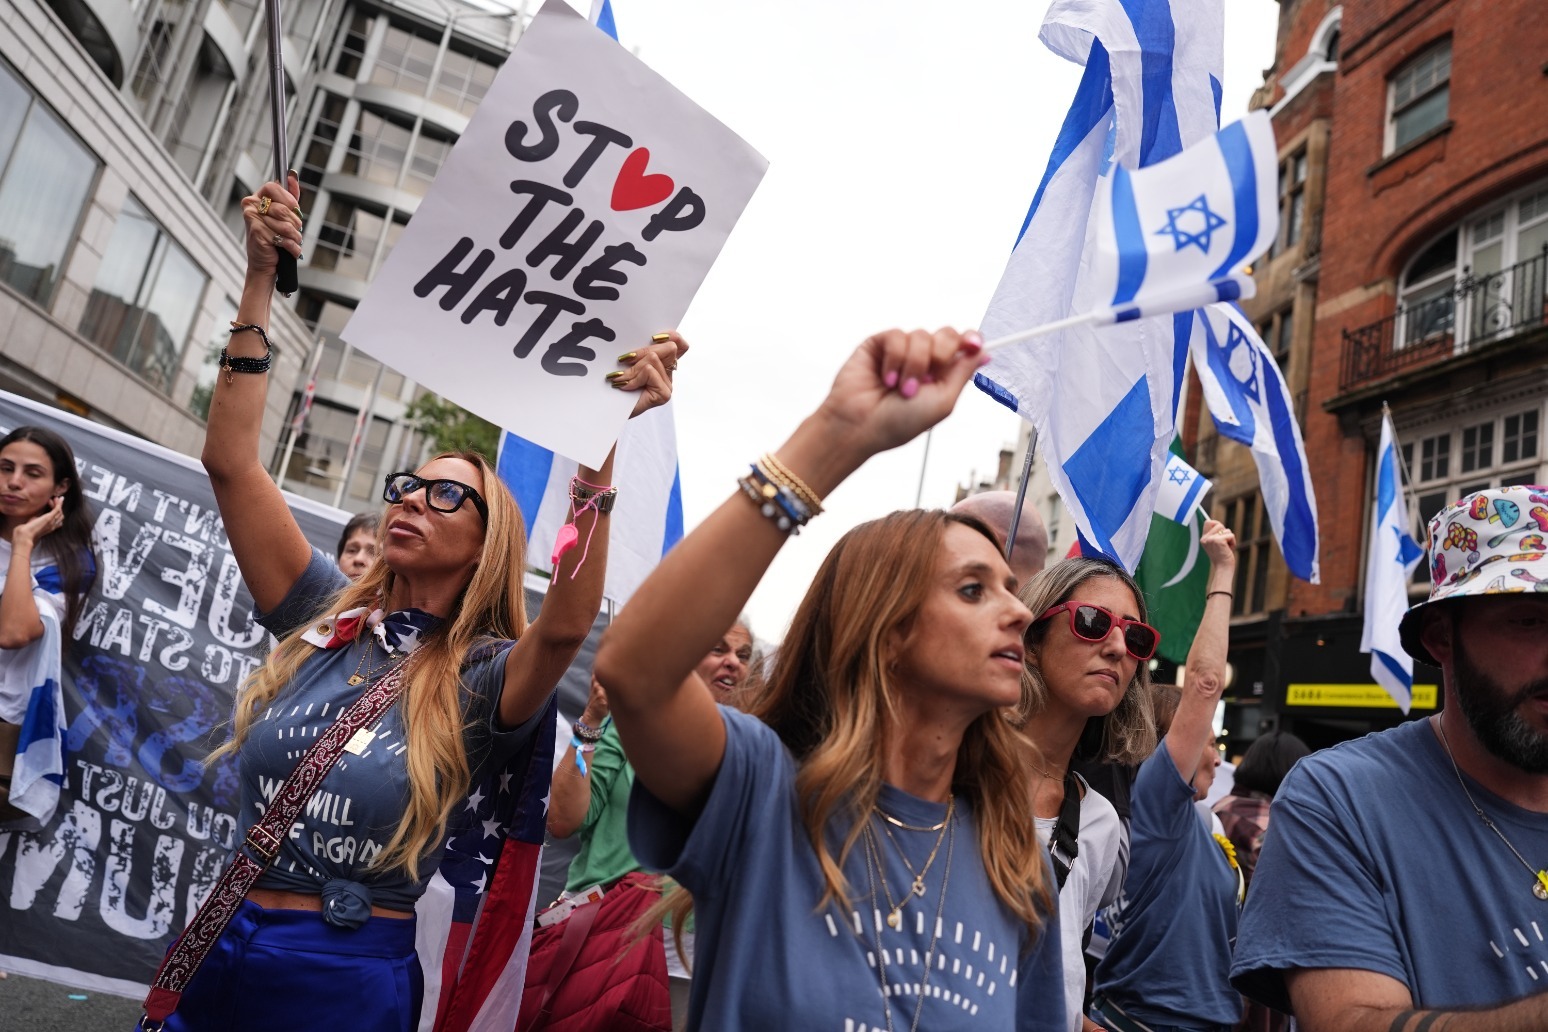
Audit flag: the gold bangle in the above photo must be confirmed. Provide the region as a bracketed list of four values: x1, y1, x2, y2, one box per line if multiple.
[758, 452, 824, 514]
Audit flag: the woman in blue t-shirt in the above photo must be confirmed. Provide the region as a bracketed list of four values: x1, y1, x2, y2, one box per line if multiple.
[0, 425, 96, 828]
[595, 328, 1067, 1032]
[145, 173, 683, 1032]
[1091, 521, 1242, 1032]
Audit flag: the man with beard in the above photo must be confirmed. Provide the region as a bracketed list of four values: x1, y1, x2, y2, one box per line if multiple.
[1231, 484, 1548, 1032]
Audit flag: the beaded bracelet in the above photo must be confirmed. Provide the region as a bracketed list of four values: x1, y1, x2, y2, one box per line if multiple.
[758, 453, 824, 515]
[738, 462, 814, 534]
[221, 323, 274, 383]
[573, 716, 610, 743]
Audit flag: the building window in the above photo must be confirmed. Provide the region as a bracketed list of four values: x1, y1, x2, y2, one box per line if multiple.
[297, 92, 347, 196]
[79, 195, 209, 392]
[432, 47, 498, 116]
[311, 198, 403, 280]
[0, 63, 99, 307]
[1388, 38, 1450, 153]
[333, 10, 372, 79]
[371, 24, 439, 96]
[1257, 307, 1295, 367]
[188, 296, 238, 420]
[341, 108, 414, 188]
[407, 130, 454, 195]
[1272, 150, 1307, 256]
[1221, 494, 1273, 617]
[1398, 403, 1546, 589]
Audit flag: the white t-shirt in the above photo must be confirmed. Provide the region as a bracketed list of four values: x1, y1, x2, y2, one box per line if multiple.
[0, 536, 67, 721]
[1036, 778, 1125, 1032]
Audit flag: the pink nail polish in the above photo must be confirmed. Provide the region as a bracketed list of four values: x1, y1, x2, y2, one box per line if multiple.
[922, 373, 936, 385]
[900, 377, 919, 399]
[883, 369, 899, 388]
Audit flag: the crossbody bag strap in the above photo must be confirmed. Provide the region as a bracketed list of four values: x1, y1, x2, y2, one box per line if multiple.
[139, 660, 416, 1031]
[1048, 771, 1083, 891]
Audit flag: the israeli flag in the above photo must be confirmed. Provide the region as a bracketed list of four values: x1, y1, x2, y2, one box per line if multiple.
[496, 0, 685, 606]
[1154, 453, 1211, 524]
[1191, 303, 1321, 582]
[1093, 111, 1278, 323]
[976, 0, 1228, 571]
[1360, 411, 1424, 712]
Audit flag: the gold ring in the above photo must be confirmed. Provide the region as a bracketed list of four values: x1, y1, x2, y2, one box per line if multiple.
[665, 364, 677, 373]
[257, 196, 272, 215]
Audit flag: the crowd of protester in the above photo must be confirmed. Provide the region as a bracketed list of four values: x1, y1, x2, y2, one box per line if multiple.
[1, 173, 1543, 1032]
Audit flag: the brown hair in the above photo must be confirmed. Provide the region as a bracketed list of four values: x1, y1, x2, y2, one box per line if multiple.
[214, 451, 527, 881]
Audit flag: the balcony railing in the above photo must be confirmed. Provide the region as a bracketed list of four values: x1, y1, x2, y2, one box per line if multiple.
[1339, 245, 1548, 392]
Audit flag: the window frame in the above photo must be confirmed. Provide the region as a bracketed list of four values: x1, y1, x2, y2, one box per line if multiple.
[1385, 37, 1452, 154]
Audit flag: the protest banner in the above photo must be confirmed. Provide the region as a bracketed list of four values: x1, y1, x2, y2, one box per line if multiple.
[0, 390, 347, 995]
[343, 0, 767, 467]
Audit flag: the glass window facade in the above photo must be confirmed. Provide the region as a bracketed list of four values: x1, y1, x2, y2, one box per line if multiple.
[0, 61, 99, 306]
[79, 195, 209, 392]
[1389, 39, 1451, 151]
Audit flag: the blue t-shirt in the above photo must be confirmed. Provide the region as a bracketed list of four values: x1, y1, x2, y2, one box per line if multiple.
[628, 707, 1066, 1032]
[237, 550, 535, 911]
[1094, 738, 1241, 1026]
[1233, 717, 1548, 1012]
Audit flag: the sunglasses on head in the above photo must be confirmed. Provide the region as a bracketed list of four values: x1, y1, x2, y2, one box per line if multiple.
[1034, 602, 1160, 661]
[382, 472, 489, 523]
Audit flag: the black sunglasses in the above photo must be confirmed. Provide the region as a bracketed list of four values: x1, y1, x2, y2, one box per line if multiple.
[382, 472, 489, 523]
[1034, 602, 1161, 661]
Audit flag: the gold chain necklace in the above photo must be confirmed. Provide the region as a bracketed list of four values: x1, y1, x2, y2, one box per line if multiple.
[862, 806, 955, 1032]
[874, 797, 954, 929]
[874, 804, 948, 833]
[346, 635, 402, 687]
[1437, 717, 1548, 900]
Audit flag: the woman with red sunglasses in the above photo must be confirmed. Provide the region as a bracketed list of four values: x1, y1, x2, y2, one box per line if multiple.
[1089, 520, 1242, 1032]
[1017, 557, 1162, 1032]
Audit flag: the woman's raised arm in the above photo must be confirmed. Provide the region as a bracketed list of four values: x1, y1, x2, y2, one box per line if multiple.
[1165, 519, 1237, 779]
[594, 327, 989, 816]
[201, 174, 313, 614]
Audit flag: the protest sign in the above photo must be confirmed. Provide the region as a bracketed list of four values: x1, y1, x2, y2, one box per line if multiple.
[343, 0, 767, 467]
[0, 391, 346, 995]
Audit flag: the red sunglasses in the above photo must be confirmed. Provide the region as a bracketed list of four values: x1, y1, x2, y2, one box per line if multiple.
[1034, 602, 1161, 661]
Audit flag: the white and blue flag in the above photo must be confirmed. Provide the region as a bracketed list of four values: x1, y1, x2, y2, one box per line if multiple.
[1092, 111, 1277, 323]
[1154, 452, 1212, 525]
[1191, 303, 1321, 582]
[976, 0, 1231, 571]
[496, 0, 685, 606]
[1360, 411, 1424, 712]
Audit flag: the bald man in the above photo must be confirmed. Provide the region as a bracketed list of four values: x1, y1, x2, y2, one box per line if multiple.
[952, 490, 1049, 586]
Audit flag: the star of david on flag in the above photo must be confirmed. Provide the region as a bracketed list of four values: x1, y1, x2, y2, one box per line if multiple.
[1154, 452, 1212, 524]
[1157, 195, 1229, 253]
[1361, 411, 1423, 711]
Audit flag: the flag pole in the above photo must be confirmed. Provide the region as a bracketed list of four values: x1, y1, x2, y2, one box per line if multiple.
[264, 0, 299, 296]
[984, 310, 1106, 353]
[1004, 427, 1039, 565]
[913, 429, 933, 508]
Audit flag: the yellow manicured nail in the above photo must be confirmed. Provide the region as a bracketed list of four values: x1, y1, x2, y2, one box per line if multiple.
[605, 370, 625, 381]
[650, 332, 672, 343]
[616, 351, 637, 362]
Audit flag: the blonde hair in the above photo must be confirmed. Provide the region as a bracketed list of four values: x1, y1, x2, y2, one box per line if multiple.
[214, 451, 528, 881]
[646, 511, 1054, 962]
[1017, 556, 1159, 765]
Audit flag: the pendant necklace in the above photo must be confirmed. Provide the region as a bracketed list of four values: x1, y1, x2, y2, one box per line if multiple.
[873, 797, 954, 929]
[347, 636, 401, 687]
[862, 805, 955, 1032]
[1437, 717, 1548, 900]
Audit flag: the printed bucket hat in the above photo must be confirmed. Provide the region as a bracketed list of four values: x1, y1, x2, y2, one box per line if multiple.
[1398, 484, 1548, 666]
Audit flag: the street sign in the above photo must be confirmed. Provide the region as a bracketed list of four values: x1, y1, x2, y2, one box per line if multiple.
[1284, 682, 1439, 710]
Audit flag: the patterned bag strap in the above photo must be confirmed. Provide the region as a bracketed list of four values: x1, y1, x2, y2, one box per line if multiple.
[138, 660, 416, 1031]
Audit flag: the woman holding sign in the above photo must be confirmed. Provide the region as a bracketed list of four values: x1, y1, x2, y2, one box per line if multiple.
[593, 330, 1067, 1031]
[144, 174, 682, 1032]
[0, 425, 96, 828]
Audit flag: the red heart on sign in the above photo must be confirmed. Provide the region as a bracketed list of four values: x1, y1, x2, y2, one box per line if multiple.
[611, 148, 675, 211]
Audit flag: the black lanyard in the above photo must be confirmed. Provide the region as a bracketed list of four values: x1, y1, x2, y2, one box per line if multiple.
[1047, 772, 1082, 890]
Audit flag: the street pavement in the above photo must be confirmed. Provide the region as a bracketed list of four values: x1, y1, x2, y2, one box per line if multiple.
[0, 973, 143, 1031]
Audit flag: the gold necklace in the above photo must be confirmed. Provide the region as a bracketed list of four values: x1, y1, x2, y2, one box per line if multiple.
[346, 636, 401, 687]
[862, 807, 955, 1032]
[874, 804, 947, 833]
[1437, 717, 1548, 900]
[874, 797, 954, 929]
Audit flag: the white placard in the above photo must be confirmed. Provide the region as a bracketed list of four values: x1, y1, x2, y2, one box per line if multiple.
[342, 0, 767, 466]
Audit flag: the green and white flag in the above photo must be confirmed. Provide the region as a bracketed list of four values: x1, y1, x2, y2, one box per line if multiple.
[1135, 440, 1210, 664]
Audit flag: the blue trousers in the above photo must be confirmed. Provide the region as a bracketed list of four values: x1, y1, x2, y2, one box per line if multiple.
[148, 899, 422, 1032]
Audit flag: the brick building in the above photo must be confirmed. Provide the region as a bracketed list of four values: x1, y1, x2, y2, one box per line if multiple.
[1202, 0, 1548, 749]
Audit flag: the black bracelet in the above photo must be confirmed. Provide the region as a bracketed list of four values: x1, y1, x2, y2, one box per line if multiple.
[221, 324, 274, 382]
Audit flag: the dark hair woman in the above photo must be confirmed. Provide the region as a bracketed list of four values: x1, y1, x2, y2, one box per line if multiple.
[1213, 731, 1310, 887]
[1017, 556, 1160, 1032]
[336, 512, 381, 580]
[0, 424, 96, 828]
[144, 172, 682, 1032]
[593, 328, 1066, 1031]
[1091, 522, 1242, 1032]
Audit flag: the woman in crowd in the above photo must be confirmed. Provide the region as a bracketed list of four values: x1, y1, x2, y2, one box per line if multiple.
[542, 619, 753, 1028]
[1091, 522, 1241, 1032]
[1212, 730, 1309, 889]
[147, 173, 682, 1032]
[593, 328, 1066, 1031]
[336, 511, 381, 580]
[0, 425, 96, 827]
[1018, 557, 1160, 1032]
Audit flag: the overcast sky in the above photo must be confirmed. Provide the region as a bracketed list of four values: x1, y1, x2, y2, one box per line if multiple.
[559, 0, 1283, 637]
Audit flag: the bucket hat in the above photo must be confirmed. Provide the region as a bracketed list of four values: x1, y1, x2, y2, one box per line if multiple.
[1398, 483, 1548, 666]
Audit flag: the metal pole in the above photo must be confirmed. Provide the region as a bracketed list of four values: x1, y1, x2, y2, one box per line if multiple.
[264, 0, 299, 295]
[1004, 427, 1038, 564]
[275, 335, 326, 489]
[332, 364, 385, 509]
[913, 429, 933, 508]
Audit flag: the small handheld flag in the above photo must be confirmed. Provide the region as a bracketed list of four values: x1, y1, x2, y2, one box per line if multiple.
[1154, 453, 1212, 525]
